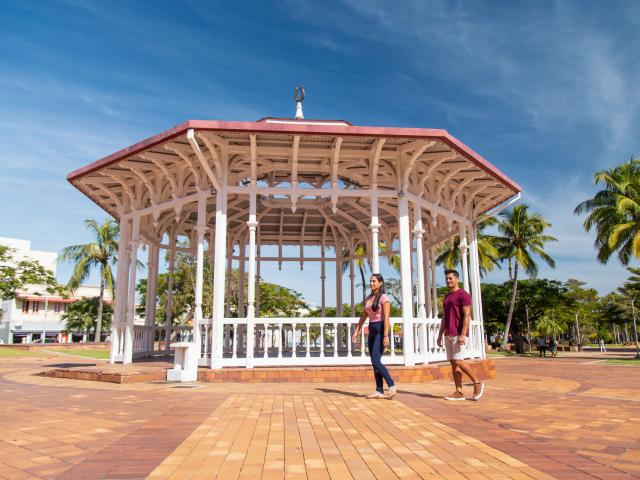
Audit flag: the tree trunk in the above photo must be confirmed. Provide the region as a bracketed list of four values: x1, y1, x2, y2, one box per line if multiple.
[359, 264, 366, 304]
[525, 303, 532, 353]
[575, 312, 581, 346]
[501, 263, 519, 350]
[95, 265, 105, 342]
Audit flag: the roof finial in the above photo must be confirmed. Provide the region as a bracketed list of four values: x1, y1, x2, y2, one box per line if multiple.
[294, 84, 305, 119]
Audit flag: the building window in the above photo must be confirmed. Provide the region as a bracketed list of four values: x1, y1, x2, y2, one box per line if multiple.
[32, 301, 39, 313]
[22, 300, 30, 313]
[54, 302, 61, 313]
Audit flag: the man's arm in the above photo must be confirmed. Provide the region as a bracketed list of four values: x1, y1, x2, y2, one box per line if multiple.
[458, 305, 472, 345]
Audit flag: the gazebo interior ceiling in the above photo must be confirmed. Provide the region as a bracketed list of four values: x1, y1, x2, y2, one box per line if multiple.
[69, 123, 519, 250]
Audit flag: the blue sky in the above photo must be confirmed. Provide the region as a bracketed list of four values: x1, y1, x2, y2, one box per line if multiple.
[1, 0, 639, 304]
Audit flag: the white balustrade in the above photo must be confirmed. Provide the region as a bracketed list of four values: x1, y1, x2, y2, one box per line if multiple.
[147, 314, 483, 367]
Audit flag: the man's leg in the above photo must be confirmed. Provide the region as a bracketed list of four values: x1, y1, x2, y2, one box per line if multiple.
[454, 359, 479, 385]
[444, 338, 465, 400]
[451, 360, 463, 391]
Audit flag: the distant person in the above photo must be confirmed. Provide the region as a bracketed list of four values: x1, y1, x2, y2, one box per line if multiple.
[548, 337, 557, 357]
[353, 274, 396, 399]
[538, 337, 547, 357]
[599, 339, 606, 352]
[437, 269, 484, 401]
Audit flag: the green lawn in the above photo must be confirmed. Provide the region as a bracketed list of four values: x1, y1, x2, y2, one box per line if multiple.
[604, 358, 640, 365]
[0, 347, 47, 357]
[46, 348, 110, 360]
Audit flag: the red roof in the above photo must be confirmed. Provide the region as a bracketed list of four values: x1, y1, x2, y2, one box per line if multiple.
[66, 119, 521, 193]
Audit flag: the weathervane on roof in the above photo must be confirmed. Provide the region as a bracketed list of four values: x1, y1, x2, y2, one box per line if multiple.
[294, 84, 305, 119]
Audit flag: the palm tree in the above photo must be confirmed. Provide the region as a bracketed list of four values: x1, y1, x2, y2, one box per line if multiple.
[574, 158, 640, 265]
[341, 241, 401, 304]
[436, 217, 502, 277]
[498, 205, 557, 350]
[59, 219, 119, 342]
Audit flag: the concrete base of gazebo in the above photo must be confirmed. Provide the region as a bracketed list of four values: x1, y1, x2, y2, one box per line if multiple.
[40, 358, 495, 385]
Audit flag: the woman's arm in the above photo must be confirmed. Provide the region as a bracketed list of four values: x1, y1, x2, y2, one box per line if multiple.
[352, 310, 367, 340]
[382, 301, 391, 347]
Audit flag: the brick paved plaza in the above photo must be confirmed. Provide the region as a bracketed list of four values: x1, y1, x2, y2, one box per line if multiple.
[0, 352, 638, 479]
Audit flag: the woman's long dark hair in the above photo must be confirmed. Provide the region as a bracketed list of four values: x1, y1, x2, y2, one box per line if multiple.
[370, 273, 385, 311]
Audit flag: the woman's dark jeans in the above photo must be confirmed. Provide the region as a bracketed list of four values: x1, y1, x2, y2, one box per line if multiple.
[368, 321, 395, 393]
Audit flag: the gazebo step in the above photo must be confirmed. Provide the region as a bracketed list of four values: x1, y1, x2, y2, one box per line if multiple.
[40, 359, 495, 384]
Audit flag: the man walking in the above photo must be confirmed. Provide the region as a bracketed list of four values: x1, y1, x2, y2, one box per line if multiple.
[437, 269, 484, 401]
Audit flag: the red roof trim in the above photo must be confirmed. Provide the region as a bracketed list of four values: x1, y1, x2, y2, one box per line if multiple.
[66, 120, 522, 193]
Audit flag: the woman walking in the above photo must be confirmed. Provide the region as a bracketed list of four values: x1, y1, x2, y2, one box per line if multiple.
[353, 274, 397, 399]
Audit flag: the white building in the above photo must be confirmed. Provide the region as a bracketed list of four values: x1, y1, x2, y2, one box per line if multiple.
[0, 237, 110, 344]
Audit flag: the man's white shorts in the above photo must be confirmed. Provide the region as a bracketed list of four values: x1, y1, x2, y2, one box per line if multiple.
[445, 335, 467, 361]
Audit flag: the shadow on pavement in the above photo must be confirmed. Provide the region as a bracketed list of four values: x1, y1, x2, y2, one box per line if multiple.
[44, 363, 97, 368]
[316, 388, 363, 397]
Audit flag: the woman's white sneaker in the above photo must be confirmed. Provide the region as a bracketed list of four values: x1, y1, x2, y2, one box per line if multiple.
[366, 391, 384, 399]
[386, 386, 397, 399]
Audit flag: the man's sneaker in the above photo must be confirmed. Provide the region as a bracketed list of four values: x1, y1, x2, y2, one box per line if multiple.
[444, 391, 466, 401]
[386, 385, 397, 399]
[366, 391, 384, 399]
[472, 382, 485, 401]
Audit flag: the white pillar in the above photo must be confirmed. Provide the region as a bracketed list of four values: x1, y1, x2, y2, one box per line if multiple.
[459, 224, 470, 294]
[256, 235, 261, 317]
[430, 248, 438, 318]
[193, 195, 207, 352]
[349, 257, 355, 316]
[110, 216, 131, 363]
[424, 238, 432, 318]
[246, 210, 258, 368]
[370, 190, 380, 273]
[164, 228, 177, 355]
[335, 242, 343, 317]
[144, 240, 160, 356]
[211, 189, 228, 369]
[398, 196, 415, 366]
[321, 243, 326, 316]
[225, 239, 233, 318]
[238, 238, 246, 318]
[413, 207, 426, 319]
[469, 225, 486, 359]
[123, 214, 140, 364]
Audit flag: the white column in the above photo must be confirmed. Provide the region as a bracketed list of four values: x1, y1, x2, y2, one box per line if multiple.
[398, 196, 415, 366]
[123, 214, 140, 364]
[370, 190, 381, 273]
[349, 257, 355, 316]
[211, 189, 228, 369]
[320, 244, 326, 316]
[238, 238, 246, 318]
[469, 225, 486, 359]
[144, 240, 160, 356]
[424, 238, 432, 318]
[459, 224, 470, 294]
[225, 239, 233, 318]
[413, 206, 426, 319]
[256, 234, 261, 317]
[246, 213, 258, 368]
[193, 195, 207, 352]
[333, 322, 338, 357]
[164, 228, 176, 355]
[430, 248, 438, 318]
[110, 216, 131, 363]
[335, 243, 343, 317]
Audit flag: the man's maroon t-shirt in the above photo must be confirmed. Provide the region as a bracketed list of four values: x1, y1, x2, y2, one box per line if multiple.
[443, 288, 472, 336]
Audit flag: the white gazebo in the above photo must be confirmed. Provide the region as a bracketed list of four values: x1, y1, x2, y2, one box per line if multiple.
[67, 109, 520, 370]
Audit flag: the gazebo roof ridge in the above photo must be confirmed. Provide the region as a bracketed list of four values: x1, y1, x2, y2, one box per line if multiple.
[66, 118, 521, 195]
